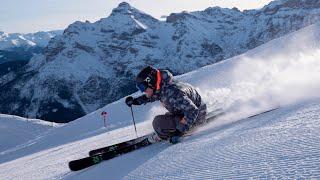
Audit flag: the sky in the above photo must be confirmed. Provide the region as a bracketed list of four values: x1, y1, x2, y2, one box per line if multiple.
[0, 0, 274, 33]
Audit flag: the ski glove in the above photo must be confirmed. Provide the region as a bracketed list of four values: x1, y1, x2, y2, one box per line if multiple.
[176, 122, 190, 133]
[175, 116, 190, 133]
[125, 96, 134, 107]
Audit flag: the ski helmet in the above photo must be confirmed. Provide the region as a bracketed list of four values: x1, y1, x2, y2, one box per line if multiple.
[136, 66, 158, 92]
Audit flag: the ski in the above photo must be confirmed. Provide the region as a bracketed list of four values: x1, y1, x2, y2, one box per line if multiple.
[68, 136, 155, 171]
[247, 107, 279, 118]
[88, 133, 153, 157]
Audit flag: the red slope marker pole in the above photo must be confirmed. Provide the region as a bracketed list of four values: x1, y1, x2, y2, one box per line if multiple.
[101, 111, 108, 128]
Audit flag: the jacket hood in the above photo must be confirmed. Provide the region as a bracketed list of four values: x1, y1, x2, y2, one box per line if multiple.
[160, 70, 173, 88]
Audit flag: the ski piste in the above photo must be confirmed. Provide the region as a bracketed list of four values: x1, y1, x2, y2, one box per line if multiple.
[68, 108, 278, 171]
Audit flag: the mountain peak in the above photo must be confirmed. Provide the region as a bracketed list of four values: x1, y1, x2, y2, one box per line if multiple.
[261, 0, 320, 13]
[166, 12, 193, 23]
[107, 1, 158, 25]
[111, 2, 133, 15]
[118, 2, 131, 9]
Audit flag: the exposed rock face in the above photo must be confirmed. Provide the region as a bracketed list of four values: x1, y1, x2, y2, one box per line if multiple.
[0, 30, 62, 97]
[1, 0, 320, 122]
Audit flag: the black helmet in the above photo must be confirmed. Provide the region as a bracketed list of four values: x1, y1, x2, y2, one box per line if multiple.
[136, 66, 158, 92]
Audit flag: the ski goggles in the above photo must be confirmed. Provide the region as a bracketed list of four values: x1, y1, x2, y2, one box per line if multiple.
[136, 82, 148, 92]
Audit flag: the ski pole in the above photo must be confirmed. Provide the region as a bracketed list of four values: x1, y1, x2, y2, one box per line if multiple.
[130, 106, 138, 138]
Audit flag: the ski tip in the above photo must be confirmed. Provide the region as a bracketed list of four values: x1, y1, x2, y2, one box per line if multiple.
[69, 161, 81, 171]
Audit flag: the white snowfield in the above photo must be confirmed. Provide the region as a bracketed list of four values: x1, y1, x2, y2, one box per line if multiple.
[0, 114, 61, 155]
[1, 23, 320, 179]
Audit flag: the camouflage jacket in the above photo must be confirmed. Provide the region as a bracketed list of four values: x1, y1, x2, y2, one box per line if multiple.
[133, 70, 206, 131]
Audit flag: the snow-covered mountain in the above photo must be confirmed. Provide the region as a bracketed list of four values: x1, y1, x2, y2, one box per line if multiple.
[0, 30, 62, 77]
[0, 30, 62, 50]
[0, 30, 63, 64]
[0, 20, 319, 179]
[1, 0, 320, 123]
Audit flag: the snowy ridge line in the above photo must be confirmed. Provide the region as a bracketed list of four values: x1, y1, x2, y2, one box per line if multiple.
[0, 114, 63, 157]
[0, 30, 62, 50]
[0, 114, 63, 127]
[0, 129, 53, 156]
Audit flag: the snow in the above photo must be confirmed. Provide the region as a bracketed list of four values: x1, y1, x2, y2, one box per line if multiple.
[1, 22, 320, 179]
[10, 39, 19, 46]
[0, 114, 61, 155]
[0, 30, 62, 50]
[131, 15, 148, 29]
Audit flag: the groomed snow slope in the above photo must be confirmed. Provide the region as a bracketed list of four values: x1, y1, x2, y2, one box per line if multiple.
[72, 100, 320, 179]
[0, 114, 61, 155]
[1, 23, 320, 179]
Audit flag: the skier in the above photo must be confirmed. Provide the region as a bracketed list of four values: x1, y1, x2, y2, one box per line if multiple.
[125, 66, 207, 143]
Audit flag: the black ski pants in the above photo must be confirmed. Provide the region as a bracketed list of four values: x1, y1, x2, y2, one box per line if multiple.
[152, 104, 207, 140]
